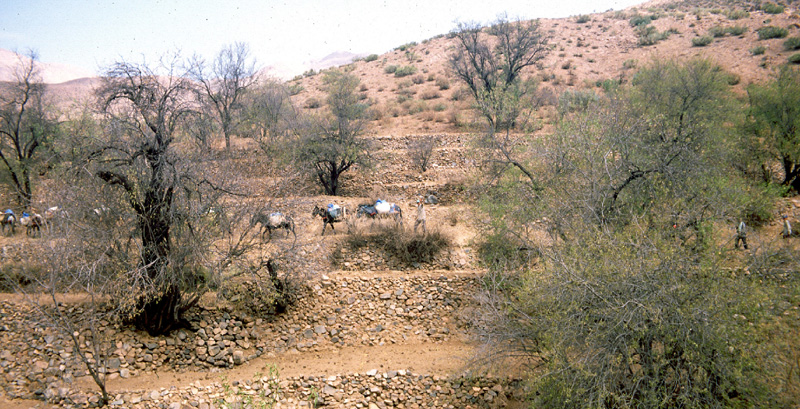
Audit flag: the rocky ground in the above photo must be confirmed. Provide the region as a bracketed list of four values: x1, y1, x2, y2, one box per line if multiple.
[0, 270, 521, 408]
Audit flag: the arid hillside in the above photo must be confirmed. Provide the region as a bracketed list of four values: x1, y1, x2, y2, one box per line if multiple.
[285, 0, 800, 135]
[3, 0, 799, 137]
[1, 1, 800, 408]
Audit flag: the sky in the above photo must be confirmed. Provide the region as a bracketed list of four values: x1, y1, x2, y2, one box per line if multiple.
[1, 0, 646, 80]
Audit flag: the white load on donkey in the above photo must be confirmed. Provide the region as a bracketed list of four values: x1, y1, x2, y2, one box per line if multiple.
[357, 199, 403, 224]
[311, 203, 348, 236]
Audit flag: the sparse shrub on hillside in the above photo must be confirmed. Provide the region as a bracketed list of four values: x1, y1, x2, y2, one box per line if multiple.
[303, 68, 317, 77]
[761, 2, 785, 14]
[394, 65, 418, 77]
[476, 233, 538, 270]
[364, 54, 379, 62]
[447, 110, 468, 128]
[397, 79, 413, 89]
[218, 275, 298, 318]
[725, 8, 749, 20]
[758, 25, 789, 40]
[411, 74, 425, 84]
[384, 65, 398, 74]
[359, 84, 368, 92]
[450, 87, 471, 101]
[395, 41, 418, 51]
[610, 10, 628, 20]
[406, 100, 427, 115]
[596, 78, 620, 93]
[340, 224, 451, 266]
[435, 77, 450, 90]
[395, 88, 414, 103]
[575, 14, 591, 24]
[637, 25, 671, 46]
[751, 45, 767, 55]
[726, 25, 747, 36]
[709, 25, 726, 37]
[623, 58, 638, 69]
[432, 103, 447, 112]
[692, 35, 714, 46]
[784, 37, 800, 51]
[304, 97, 321, 109]
[557, 89, 598, 115]
[790, 53, 800, 64]
[420, 89, 441, 100]
[629, 14, 653, 27]
[288, 83, 304, 95]
[726, 73, 741, 85]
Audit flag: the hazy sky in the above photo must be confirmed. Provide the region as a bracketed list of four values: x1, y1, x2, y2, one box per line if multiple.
[1, 0, 645, 78]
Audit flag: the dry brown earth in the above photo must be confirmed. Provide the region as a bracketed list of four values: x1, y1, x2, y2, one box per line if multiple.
[1, 0, 800, 407]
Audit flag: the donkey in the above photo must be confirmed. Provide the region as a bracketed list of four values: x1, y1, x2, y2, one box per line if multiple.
[312, 205, 347, 236]
[20, 212, 44, 238]
[1, 210, 15, 236]
[358, 200, 402, 224]
[250, 211, 296, 241]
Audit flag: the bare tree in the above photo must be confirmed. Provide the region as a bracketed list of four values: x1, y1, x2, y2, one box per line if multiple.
[89, 55, 208, 335]
[409, 135, 439, 172]
[190, 42, 258, 151]
[449, 16, 549, 191]
[449, 15, 549, 131]
[240, 79, 296, 154]
[296, 70, 371, 195]
[0, 50, 57, 209]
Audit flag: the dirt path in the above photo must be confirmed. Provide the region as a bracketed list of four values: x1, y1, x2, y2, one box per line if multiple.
[75, 340, 475, 394]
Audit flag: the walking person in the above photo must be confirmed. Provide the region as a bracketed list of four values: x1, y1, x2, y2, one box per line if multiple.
[735, 220, 748, 250]
[414, 197, 426, 234]
[782, 215, 793, 238]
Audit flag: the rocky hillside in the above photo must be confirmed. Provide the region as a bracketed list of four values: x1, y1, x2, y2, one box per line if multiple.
[285, 0, 800, 136]
[5, 1, 798, 137]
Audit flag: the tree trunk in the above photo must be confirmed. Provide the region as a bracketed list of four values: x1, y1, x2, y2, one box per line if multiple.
[131, 282, 183, 336]
[131, 167, 182, 335]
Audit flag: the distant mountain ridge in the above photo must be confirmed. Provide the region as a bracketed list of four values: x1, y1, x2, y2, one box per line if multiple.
[0, 48, 368, 84]
[0, 49, 94, 84]
[264, 51, 369, 80]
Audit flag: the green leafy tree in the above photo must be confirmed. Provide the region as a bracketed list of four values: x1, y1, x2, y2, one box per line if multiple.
[746, 65, 800, 191]
[296, 70, 371, 195]
[493, 232, 772, 408]
[471, 59, 779, 407]
[0, 50, 57, 209]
